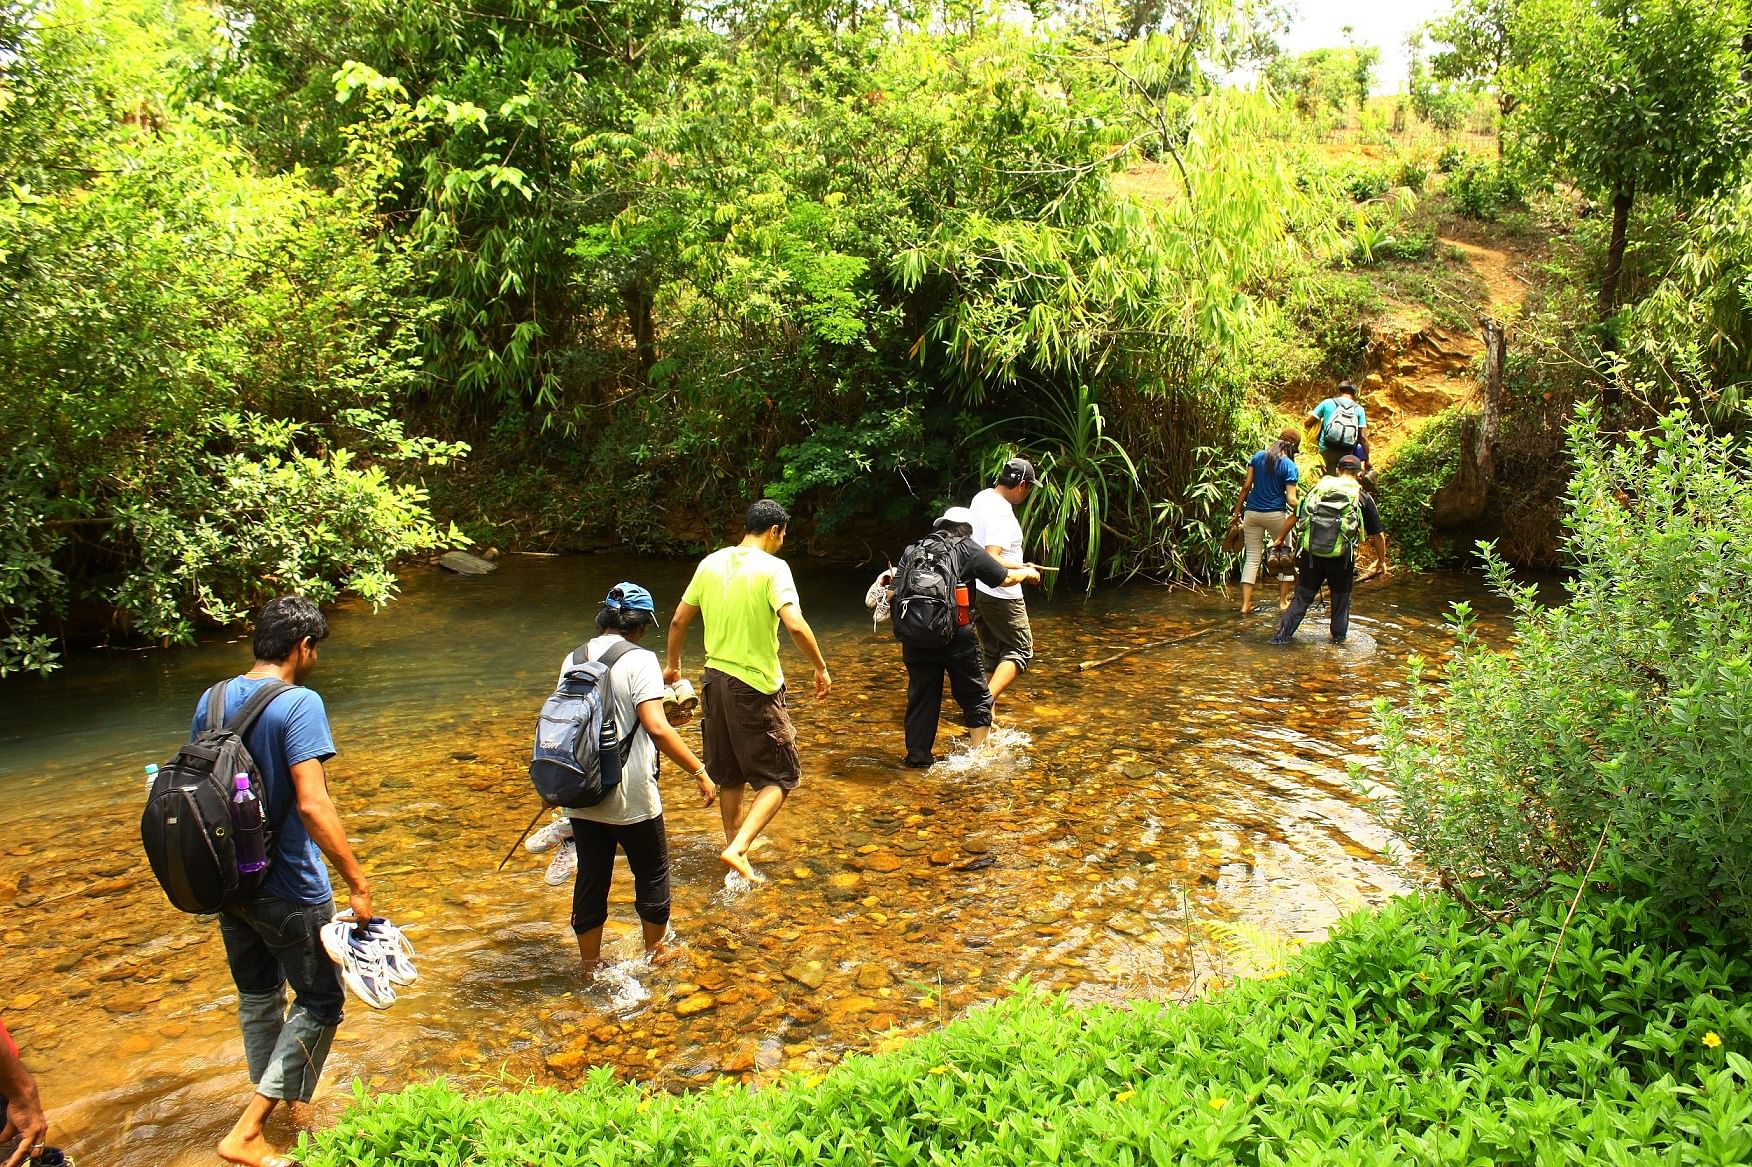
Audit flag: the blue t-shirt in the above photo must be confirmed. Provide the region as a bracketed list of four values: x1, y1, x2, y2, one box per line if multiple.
[189, 677, 337, 906]
[1245, 449, 1300, 514]
[1312, 397, 1367, 449]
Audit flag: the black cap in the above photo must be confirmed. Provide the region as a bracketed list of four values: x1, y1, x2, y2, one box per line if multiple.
[1337, 454, 1364, 472]
[997, 457, 1042, 488]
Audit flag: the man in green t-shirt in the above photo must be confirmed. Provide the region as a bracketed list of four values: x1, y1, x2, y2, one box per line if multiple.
[666, 499, 831, 881]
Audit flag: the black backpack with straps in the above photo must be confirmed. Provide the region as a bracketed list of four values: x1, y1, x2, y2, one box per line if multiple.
[142, 679, 292, 914]
[891, 530, 961, 649]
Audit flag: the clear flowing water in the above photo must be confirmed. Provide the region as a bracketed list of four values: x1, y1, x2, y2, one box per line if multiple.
[0, 555, 1508, 1166]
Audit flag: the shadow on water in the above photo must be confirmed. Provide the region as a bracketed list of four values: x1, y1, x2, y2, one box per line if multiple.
[0, 555, 1511, 1167]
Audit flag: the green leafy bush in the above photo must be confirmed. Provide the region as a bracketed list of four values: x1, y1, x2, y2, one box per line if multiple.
[1447, 157, 1526, 220]
[1378, 406, 1752, 943]
[1435, 143, 1470, 173]
[1375, 405, 1475, 569]
[1393, 156, 1431, 194]
[1289, 274, 1380, 379]
[295, 890, 1752, 1166]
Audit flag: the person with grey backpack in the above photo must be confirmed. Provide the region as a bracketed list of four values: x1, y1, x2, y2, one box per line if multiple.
[1269, 456, 1390, 644]
[1305, 381, 1369, 475]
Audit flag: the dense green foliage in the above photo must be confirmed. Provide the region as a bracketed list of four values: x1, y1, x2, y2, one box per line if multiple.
[1379, 408, 1752, 943]
[296, 890, 1752, 1165]
[0, 0, 463, 674]
[1508, 0, 1752, 315]
[1373, 406, 1473, 570]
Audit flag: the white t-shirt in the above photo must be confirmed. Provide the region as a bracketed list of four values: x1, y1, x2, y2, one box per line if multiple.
[969, 487, 1024, 599]
[555, 635, 665, 825]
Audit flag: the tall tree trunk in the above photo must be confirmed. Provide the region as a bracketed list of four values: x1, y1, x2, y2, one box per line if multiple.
[1598, 182, 1633, 317]
[1598, 180, 1634, 412]
[625, 282, 656, 383]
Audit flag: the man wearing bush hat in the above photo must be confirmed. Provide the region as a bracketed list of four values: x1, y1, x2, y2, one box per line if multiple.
[968, 457, 1046, 721]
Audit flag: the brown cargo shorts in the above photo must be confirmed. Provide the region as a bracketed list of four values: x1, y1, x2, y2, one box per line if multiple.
[973, 592, 1034, 675]
[700, 668, 802, 792]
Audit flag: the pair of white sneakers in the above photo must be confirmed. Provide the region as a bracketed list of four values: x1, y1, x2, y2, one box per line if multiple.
[526, 814, 577, 886]
[320, 914, 417, 1009]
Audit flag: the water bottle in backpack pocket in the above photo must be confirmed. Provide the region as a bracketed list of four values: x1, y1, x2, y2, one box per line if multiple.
[529, 640, 640, 809]
[141, 679, 291, 914]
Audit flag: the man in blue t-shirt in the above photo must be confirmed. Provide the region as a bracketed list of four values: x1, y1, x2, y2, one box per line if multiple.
[1306, 382, 1369, 474]
[186, 596, 374, 1167]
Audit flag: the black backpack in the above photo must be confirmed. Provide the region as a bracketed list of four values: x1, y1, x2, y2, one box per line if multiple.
[141, 679, 292, 914]
[891, 531, 960, 649]
[529, 640, 640, 809]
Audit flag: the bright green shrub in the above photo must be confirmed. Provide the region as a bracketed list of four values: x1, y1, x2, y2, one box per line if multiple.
[295, 890, 1752, 1166]
[1375, 405, 1476, 569]
[1448, 157, 1526, 220]
[1378, 406, 1752, 944]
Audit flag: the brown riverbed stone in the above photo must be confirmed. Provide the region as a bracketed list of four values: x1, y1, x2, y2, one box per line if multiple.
[865, 853, 902, 873]
[546, 1047, 591, 1078]
[828, 873, 861, 890]
[927, 851, 955, 866]
[675, 993, 716, 1017]
[854, 964, 892, 991]
[784, 961, 829, 990]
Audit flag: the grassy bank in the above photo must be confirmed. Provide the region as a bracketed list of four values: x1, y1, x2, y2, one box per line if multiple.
[297, 890, 1752, 1166]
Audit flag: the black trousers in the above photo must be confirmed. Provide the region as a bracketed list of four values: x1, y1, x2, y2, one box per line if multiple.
[1274, 552, 1356, 642]
[903, 637, 993, 761]
[568, 814, 671, 934]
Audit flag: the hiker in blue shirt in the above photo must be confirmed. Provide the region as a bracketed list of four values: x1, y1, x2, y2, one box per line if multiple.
[1306, 382, 1369, 475]
[187, 596, 375, 1167]
[1231, 427, 1302, 614]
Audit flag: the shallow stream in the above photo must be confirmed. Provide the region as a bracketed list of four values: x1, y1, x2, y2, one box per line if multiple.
[0, 555, 1507, 1166]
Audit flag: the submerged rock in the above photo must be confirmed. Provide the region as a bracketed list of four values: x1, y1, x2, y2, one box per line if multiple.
[438, 551, 498, 575]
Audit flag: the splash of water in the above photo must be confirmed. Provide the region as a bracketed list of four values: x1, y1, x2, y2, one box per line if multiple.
[932, 726, 1033, 778]
[590, 960, 652, 1014]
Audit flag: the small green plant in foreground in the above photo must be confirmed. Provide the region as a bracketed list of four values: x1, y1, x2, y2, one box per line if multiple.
[297, 891, 1752, 1166]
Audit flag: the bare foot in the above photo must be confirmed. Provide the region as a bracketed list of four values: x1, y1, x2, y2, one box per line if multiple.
[720, 847, 756, 881]
[579, 958, 605, 980]
[645, 941, 684, 967]
[218, 1130, 288, 1167]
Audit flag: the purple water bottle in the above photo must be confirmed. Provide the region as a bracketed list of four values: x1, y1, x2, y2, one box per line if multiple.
[231, 773, 269, 874]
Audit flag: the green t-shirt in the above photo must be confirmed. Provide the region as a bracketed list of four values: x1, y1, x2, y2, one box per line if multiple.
[680, 545, 802, 694]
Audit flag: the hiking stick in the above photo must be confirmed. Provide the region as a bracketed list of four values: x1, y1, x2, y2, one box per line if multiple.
[499, 802, 553, 872]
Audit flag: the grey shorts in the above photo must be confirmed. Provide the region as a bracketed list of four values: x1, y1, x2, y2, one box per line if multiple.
[973, 592, 1033, 674]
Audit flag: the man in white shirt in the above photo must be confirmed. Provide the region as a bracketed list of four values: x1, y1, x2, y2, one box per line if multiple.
[968, 457, 1043, 719]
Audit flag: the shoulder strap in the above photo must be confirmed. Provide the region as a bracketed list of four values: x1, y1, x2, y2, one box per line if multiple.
[565, 642, 592, 671]
[204, 679, 229, 733]
[594, 639, 645, 761]
[596, 640, 639, 669]
[227, 680, 295, 737]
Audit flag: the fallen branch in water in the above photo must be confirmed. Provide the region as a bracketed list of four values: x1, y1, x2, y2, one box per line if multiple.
[1077, 626, 1222, 671]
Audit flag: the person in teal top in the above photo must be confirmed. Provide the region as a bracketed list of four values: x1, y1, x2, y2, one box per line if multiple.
[1306, 382, 1369, 474]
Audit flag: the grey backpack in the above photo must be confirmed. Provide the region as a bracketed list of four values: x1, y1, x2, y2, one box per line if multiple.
[529, 641, 639, 808]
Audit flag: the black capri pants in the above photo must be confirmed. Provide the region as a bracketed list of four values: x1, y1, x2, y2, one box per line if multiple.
[567, 814, 671, 934]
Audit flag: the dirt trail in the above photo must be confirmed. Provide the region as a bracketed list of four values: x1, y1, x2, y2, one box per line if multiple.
[1353, 236, 1530, 464]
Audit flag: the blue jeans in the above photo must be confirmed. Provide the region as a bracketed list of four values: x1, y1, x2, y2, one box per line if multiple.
[219, 893, 344, 1102]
